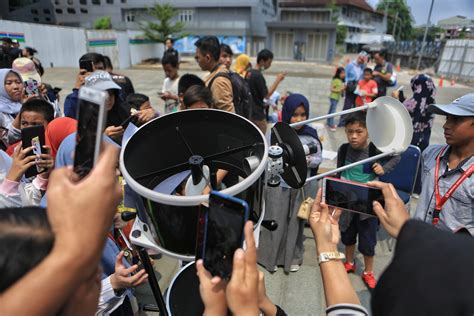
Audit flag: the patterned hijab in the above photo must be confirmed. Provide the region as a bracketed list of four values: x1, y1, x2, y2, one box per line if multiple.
[403, 74, 436, 132]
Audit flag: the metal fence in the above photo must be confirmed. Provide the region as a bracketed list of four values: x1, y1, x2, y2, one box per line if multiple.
[386, 40, 443, 70]
[437, 39, 474, 81]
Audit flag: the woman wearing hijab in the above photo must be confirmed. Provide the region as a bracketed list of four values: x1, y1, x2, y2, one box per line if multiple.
[392, 74, 436, 152]
[45, 117, 77, 160]
[233, 54, 251, 78]
[84, 71, 132, 144]
[258, 94, 323, 273]
[0, 69, 23, 148]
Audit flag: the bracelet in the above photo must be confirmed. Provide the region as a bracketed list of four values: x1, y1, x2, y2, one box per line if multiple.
[318, 251, 345, 264]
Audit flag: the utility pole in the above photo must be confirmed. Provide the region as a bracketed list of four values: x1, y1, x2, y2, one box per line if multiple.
[392, 11, 399, 37]
[380, 2, 389, 44]
[416, 0, 435, 71]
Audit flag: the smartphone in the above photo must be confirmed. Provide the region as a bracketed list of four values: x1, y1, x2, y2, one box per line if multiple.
[73, 86, 107, 179]
[24, 78, 40, 97]
[79, 59, 94, 73]
[120, 114, 139, 129]
[21, 125, 46, 178]
[322, 177, 384, 217]
[199, 191, 249, 279]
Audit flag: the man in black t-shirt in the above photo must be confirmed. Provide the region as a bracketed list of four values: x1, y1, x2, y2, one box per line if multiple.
[163, 38, 179, 61]
[246, 49, 286, 134]
[373, 51, 393, 98]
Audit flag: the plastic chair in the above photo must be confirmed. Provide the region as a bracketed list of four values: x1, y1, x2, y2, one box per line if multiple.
[379, 145, 421, 204]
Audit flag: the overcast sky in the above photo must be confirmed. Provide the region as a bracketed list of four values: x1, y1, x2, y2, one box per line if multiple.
[367, 0, 474, 26]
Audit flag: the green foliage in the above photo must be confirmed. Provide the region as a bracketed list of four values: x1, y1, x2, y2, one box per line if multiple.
[140, 4, 188, 43]
[336, 25, 348, 45]
[413, 26, 442, 42]
[376, 0, 414, 40]
[94, 16, 112, 30]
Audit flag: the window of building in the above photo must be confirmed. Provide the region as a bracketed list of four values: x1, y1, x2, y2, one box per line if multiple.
[106, 0, 113, 3]
[81, 8, 88, 13]
[92, 0, 100, 4]
[342, 7, 347, 16]
[80, 0, 87, 3]
[31, 8, 38, 14]
[33, 17, 39, 22]
[121, 0, 126, 3]
[43, 8, 51, 14]
[179, 10, 194, 22]
[67, 0, 73, 4]
[55, 8, 63, 13]
[54, 0, 60, 4]
[125, 11, 135, 22]
[45, 17, 51, 22]
[67, 7, 76, 14]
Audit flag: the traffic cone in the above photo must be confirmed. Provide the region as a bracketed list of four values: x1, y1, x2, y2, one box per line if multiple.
[396, 64, 401, 72]
[438, 75, 444, 88]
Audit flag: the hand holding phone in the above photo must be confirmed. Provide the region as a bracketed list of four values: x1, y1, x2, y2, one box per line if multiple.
[79, 59, 94, 73]
[198, 191, 249, 279]
[21, 125, 46, 178]
[322, 177, 384, 217]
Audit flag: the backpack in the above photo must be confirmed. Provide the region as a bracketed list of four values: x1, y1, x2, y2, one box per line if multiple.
[0, 47, 13, 68]
[208, 71, 253, 119]
[336, 142, 379, 177]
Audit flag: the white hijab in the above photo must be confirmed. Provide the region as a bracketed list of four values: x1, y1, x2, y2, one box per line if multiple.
[0, 69, 22, 115]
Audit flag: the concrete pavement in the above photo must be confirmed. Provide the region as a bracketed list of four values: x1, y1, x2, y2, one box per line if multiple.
[41, 62, 471, 315]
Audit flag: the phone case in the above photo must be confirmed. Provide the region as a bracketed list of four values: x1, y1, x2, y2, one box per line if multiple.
[21, 125, 46, 178]
[322, 176, 379, 217]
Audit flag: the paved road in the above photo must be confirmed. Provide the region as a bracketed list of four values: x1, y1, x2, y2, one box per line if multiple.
[42, 64, 471, 315]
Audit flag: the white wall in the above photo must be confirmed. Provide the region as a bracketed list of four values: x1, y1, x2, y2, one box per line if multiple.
[0, 20, 87, 68]
[0, 20, 162, 69]
[438, 39, 474, 80]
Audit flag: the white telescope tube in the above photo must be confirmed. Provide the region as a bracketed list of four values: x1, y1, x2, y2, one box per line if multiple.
[305, 150, 396, 183]
[290, 103, 375, 128]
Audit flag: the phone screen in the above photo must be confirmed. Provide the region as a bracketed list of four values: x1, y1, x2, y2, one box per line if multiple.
[21, 125, 45, 178]
[74, 98, 100, 179]
[203, 193, 249, 279]
[324, 178, 383, 216]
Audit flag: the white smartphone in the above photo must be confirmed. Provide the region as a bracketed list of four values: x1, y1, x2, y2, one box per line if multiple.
[322, 177, 384, 217]
[73, 86, 108, 179]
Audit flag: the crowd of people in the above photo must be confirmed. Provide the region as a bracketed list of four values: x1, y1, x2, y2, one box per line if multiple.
[0, 34, 473, 316]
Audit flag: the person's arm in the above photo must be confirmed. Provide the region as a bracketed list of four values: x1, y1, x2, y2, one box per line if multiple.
[309, 189, 362, 307]
[0, 144, 121, 315]
[97, 276, 126, 315]
[373, 65, 392, 82]
[210, 77, 235, 113]
[366, 81, 378, 98]
[307, 139, 323, 169]
[64, 89, 79, 118]
[266, 72, 286, 99]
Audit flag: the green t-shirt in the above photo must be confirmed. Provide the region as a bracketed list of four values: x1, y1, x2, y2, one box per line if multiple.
[330, 78, 343, 101]
[341, 161, 376, 183]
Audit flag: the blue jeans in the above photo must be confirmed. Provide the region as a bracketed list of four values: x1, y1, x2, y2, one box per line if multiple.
[327, 98, 339, 127]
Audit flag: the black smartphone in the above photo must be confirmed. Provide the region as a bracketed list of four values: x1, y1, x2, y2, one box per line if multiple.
[120, 114, 139, 129]
[73, 86, 107, 179]
[79, 59, 94, 72]
[199, 191, 249, 279]
[21, 125, 46, 178]
[322, 177, 384, 217]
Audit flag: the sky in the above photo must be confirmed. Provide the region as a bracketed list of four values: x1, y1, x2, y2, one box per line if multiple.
[367, 0, 474, 26]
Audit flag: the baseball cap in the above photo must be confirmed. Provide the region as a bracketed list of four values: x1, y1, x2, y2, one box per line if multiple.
[428, 93, 474, 116]
[12, 57, 42, 84]
[84, 70, 121, 91]
[358, 50, 368, 57]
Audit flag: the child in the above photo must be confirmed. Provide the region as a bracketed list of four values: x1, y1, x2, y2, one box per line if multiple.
[355, 68, 378, 107]
[337, 112, 399, 289]
[328, 67, 345, 131]
[177, 74, 205, 110]
[6, 98, 55, 156]
[183, 85, 213, 109]
[125, 93, 158, 125]
[414, 93, 474, 235]
[161, 53, 180, 113]
[258, 93, 322, 273]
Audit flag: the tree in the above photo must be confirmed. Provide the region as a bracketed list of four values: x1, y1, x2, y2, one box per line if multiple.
[94, 16, 112, 30]
[326, 0, 347, 45]
[336, 25, 348, 45]
[140, 4, 188, 43]
[376, 0, 414, 40]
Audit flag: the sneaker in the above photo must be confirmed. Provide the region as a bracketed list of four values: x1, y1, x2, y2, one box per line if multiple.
[344, 261, 356, 273]
[362, 271, 377, 289]
[268, 265, 278, 273]
[290, 264, 300, 272]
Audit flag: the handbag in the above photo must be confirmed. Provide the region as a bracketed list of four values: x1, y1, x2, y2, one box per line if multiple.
[297, 186, 314, 220]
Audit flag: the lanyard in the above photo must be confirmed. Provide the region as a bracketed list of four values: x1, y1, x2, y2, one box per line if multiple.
[432, 146, 474, 225]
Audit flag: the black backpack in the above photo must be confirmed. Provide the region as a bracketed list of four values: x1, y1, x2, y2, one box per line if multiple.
[208, 71, 253, 119]
[0, 47, 13, 68]
[336, 142, 379, 177]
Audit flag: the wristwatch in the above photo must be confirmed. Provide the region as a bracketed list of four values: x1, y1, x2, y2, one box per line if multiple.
[318, 251, 345, 264]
